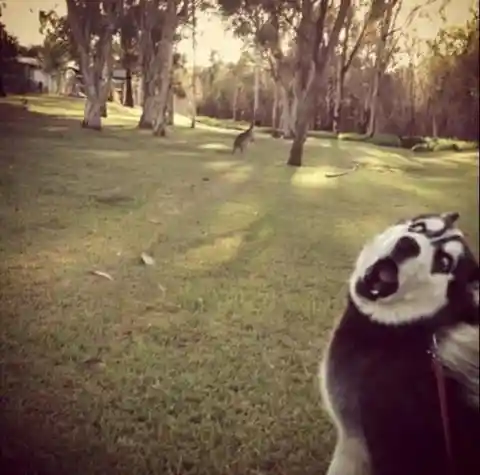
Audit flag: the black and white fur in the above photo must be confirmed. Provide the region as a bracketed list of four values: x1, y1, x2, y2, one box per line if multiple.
[320, 212, 479, 475]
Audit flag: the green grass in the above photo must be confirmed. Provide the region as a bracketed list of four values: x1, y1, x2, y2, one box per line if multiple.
[1, 95, 478, 475]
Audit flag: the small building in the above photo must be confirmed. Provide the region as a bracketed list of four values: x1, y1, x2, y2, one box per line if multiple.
[2, 56, 52, 94]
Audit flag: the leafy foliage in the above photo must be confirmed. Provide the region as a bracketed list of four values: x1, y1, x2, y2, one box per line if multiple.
[418, 6, 479, 139]
[0, 21, 19, 62]
[195, 3, 479, 143]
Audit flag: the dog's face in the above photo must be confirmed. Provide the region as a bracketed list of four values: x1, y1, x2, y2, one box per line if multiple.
[350, 212, 478, 325]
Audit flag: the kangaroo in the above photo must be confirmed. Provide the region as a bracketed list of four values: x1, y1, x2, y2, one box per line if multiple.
[232, 122, 254, 155]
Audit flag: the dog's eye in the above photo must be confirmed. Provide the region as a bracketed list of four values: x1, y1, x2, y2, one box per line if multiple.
[434, 250, 454, 273]
[409, 222, 426, 234]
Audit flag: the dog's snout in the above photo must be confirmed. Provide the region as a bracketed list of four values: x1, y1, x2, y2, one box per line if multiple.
[390, 236, 421, 264]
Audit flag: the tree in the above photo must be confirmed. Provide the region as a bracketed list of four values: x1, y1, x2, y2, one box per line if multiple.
[362, 0, 446, 136]
[229, 54, 251, 121]
[190, 0, 198, 128]
[219, 0, 265, 122]
[221, 0, 372, 166]
[137, 0, 188, 136]
[65, 0, 122, 130]
[219, 0, 299, 137]
[418, 7, 479, 140]
[0, 20, 20, 96]
[119, 0, 140, 107]
[332, 0, 388, 133]
[286, 0, 352, 166]
[0, 2, 20, 97]
[38, 9, 73, 94]
[192, 0, 478, 145]
[363, 0, 399, 136]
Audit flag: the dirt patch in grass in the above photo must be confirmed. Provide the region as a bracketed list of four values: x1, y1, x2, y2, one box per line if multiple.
[1, 96, 478, 475]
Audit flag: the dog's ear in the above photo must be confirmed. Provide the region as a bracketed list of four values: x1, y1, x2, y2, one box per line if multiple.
[441, 211, 460, 228]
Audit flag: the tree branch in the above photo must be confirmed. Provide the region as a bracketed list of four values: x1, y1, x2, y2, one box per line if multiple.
[176, 0, 189, 20]
[312, 0, 329, 64]
[65, 0, 89, 59]
[319, 0, 352, 67]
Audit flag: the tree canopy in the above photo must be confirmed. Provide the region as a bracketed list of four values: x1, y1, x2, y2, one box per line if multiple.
[3, 0, 476, 160]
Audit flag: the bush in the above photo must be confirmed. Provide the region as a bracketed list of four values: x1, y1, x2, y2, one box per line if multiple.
[338, 132, 402, 148]
[432, 142, 458, 152]
[411, 137, 479, 154]
[365, 133, 402, 148]
[449, 140, 478, 152]
[400, 136, 427, 149]
[411, 143, 432, 153]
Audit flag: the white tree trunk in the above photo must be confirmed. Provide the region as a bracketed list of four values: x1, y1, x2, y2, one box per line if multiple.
[272, 82, 278, 129]
[365, 0, 398, 137]
[333, 67, 345, 134]
[287, 0, 352, 167]
[190, 0, 197, 129]
[432, 113, 438, 138]
[232, 87, 238, 121]
[139, 74, 157, 128]
[288, 62, 315, 163]
[65, 0, 116, 130]
[152, 43, 175, 136]
[166, 85, 174, 125]
[279, 85, 296, 138]
[253, 48, 260, 121]
[82, 97, 103, 129]
[151, 0, 179, 136]
[82, 63, 111, 130]
[366, 66, 381, 136]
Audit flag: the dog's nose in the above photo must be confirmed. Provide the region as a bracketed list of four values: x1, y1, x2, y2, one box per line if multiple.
[390, 236, 421, 264]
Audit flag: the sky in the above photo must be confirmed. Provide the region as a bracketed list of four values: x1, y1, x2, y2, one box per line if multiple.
[1, 0, 476, 67]
[1, 0, 244, 66]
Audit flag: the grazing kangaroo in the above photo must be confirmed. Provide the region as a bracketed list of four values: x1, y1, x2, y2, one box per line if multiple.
[232, 122, 254, 155]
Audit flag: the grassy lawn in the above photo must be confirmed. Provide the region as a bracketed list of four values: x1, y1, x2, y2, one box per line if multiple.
[0, 95, 478, 475]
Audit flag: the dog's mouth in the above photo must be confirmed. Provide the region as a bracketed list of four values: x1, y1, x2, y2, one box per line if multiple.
[355, 258, 399, 301]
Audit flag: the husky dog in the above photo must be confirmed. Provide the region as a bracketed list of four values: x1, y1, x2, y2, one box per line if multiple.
[232, 123, 254, 154]
[320, 212, 479, 475]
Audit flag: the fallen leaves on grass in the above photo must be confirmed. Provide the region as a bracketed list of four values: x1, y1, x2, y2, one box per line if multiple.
[90, 270, 114, 281]
[140, 252, 155, 266]
[325, 161, 360, 178]
[82, 357, 106, 369]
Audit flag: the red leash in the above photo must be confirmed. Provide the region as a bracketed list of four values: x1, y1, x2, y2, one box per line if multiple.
[430, 334, 456, 475]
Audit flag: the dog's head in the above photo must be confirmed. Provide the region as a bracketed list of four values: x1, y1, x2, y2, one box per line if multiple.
[350, 212, 479, 325]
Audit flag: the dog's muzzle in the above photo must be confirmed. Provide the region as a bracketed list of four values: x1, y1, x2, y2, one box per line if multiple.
[356, 257, 399, 301]
[355, 236, 421, 302]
